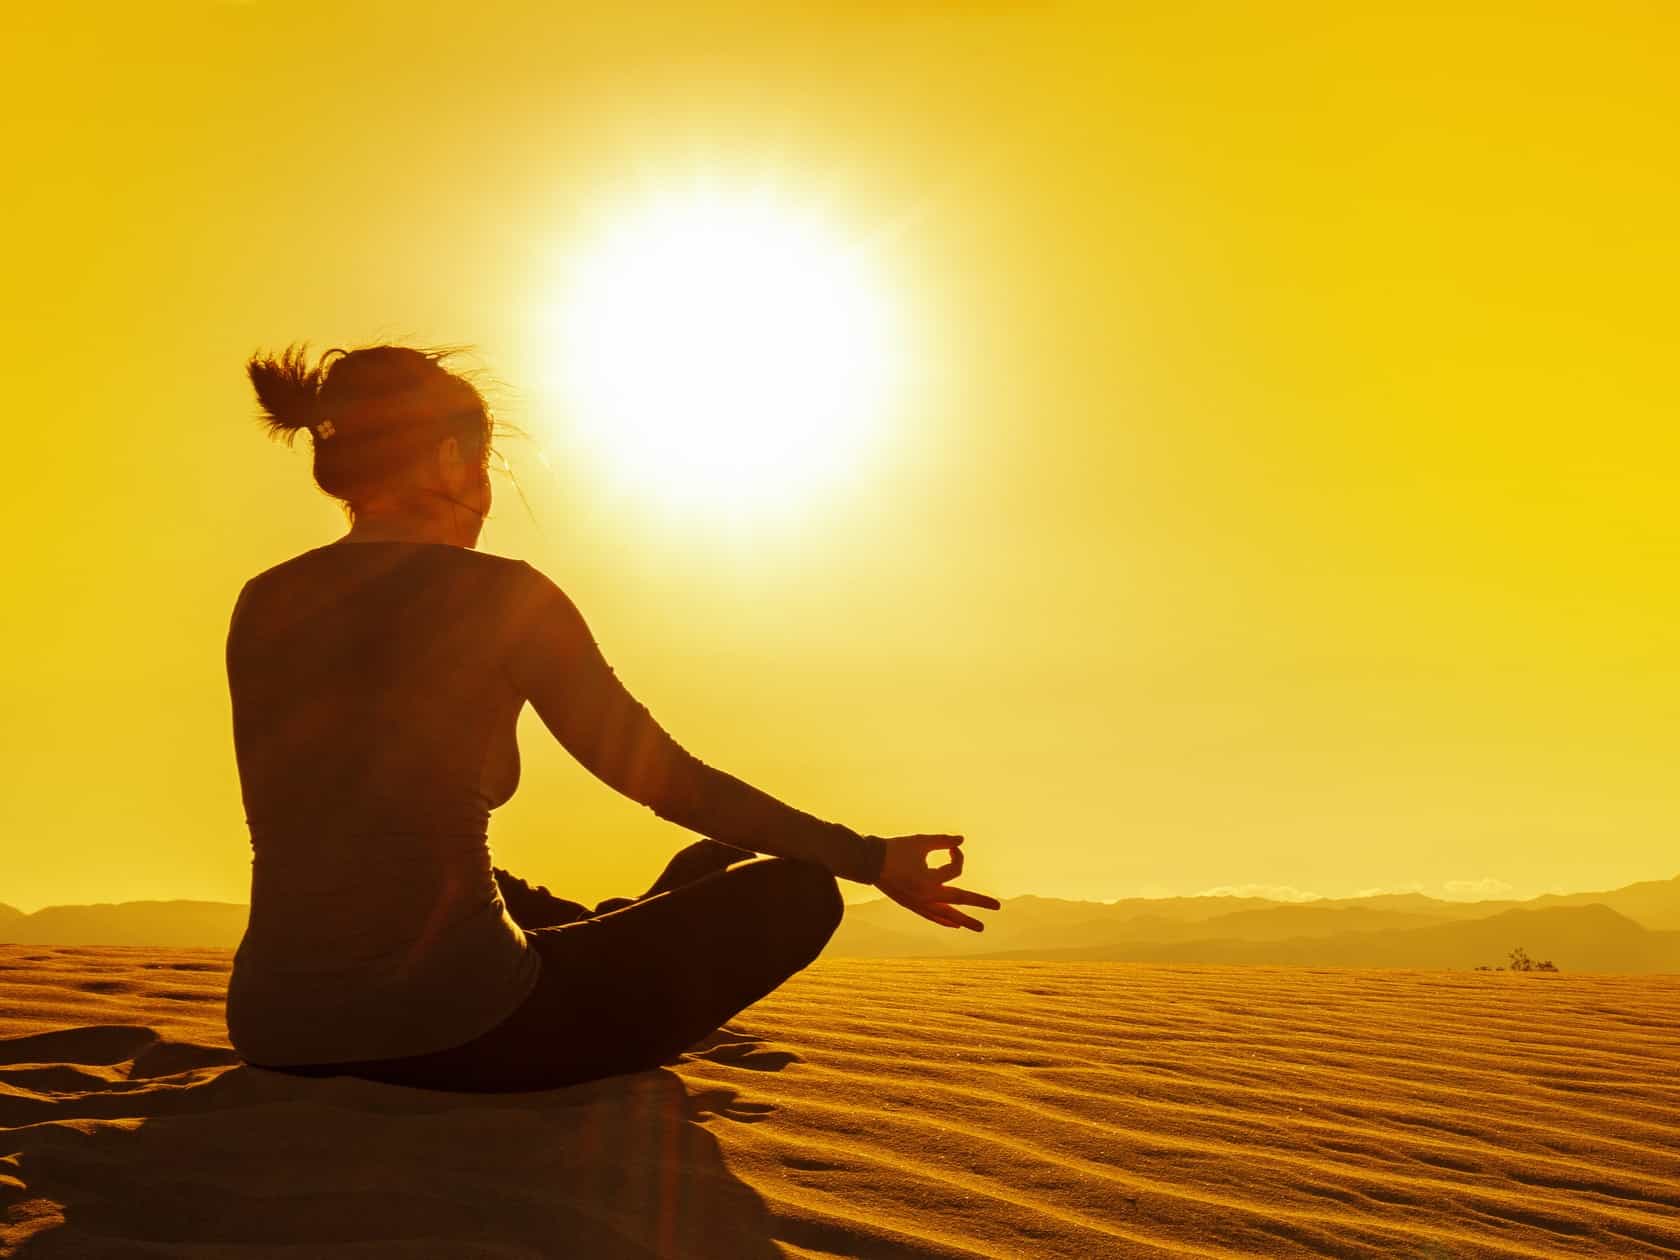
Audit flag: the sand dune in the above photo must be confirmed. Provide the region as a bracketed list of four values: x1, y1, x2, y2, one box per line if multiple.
[3, 946, 1679, 1258]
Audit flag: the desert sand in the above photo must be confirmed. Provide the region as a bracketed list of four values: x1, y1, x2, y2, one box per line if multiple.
[2, 946, 1677, 1258]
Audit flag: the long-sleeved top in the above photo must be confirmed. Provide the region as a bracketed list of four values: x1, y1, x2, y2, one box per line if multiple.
[223, 539, 887, 1067]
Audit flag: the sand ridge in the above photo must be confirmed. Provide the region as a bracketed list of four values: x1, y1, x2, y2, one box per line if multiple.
[2, 946, 1678, 1257]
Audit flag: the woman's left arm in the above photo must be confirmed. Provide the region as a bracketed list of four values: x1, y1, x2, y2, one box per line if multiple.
[503, 563, 887, 885]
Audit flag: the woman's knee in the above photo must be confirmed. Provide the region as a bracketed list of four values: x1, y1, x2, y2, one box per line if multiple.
[748, 856, 844, 957]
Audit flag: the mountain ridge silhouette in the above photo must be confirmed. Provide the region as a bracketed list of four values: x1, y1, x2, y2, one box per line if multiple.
[5, 876, 1677, 971]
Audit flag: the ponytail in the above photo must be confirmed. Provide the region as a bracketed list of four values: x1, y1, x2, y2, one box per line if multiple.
[245, 342, 349, 446]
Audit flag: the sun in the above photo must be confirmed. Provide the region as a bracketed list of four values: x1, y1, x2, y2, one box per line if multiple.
[543, 181, 903, 519]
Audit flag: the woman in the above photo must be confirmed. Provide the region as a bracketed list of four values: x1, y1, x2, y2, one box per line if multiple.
[225, 341, 999, 1093]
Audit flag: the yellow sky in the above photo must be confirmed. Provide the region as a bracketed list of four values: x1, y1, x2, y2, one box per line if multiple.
[3, 2, 1676, 913]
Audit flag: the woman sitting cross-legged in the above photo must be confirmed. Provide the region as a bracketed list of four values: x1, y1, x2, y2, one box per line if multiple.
[223, 340, 1000, 1093]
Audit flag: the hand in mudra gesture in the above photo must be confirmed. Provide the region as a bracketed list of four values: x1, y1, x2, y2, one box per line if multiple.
[873, 834, 1001, 931]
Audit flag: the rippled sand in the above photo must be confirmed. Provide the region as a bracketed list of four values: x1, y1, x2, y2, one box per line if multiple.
[3, 947, 1677, 1257]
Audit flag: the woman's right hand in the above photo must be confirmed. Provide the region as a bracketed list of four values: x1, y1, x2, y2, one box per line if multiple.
[873, 835, 1001, 931]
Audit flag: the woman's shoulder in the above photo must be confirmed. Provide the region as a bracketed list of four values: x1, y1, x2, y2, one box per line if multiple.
[233, 543, 556, 621]
[228, 545, 579, 661]
[246, 541, 539, 579]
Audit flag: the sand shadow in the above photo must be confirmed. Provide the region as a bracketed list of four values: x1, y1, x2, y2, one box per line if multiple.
[0, 1022, 790, 1258]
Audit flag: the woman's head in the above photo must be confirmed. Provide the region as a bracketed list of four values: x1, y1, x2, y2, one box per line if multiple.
[245, 341, 503, 541]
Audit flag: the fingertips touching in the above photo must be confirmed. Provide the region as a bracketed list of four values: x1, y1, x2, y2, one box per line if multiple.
[931, 855, 963, 881]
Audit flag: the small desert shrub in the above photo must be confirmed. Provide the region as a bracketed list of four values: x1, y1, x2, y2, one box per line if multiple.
[1503, 946, 1558, 972]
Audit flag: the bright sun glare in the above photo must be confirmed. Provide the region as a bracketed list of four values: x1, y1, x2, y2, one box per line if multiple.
[545, 182, 903, 518]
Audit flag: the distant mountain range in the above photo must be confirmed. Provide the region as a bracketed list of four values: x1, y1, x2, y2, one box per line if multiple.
[0, 900, 250, 949]
[5, 874, 1679, 972]
[829, 875, 1680, 972]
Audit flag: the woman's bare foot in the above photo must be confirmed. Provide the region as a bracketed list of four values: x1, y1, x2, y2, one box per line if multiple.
[641, 837, 753, 898]
[586, 839, 754, 916]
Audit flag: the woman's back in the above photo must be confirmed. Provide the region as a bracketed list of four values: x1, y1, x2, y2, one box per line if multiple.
[225, 540, 542, 1066]
[228, 540, 531, 835]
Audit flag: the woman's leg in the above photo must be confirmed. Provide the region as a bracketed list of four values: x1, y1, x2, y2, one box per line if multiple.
[324, 855, 844, 1093]
[515, 856, 843, 1085]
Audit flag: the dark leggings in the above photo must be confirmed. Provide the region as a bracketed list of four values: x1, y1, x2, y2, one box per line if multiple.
[263, 841, 846, 1093]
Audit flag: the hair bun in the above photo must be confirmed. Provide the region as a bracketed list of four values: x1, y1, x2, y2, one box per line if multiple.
[244, 339, 499, 511]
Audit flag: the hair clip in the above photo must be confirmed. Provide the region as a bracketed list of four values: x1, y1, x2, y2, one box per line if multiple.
[314, 419, 337, 440]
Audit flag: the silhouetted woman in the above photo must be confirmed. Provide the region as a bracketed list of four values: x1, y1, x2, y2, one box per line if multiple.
[224, 342, 999, 1092]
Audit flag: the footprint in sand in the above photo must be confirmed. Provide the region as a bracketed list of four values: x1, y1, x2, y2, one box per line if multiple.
[685, 1039, 804, 1071]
